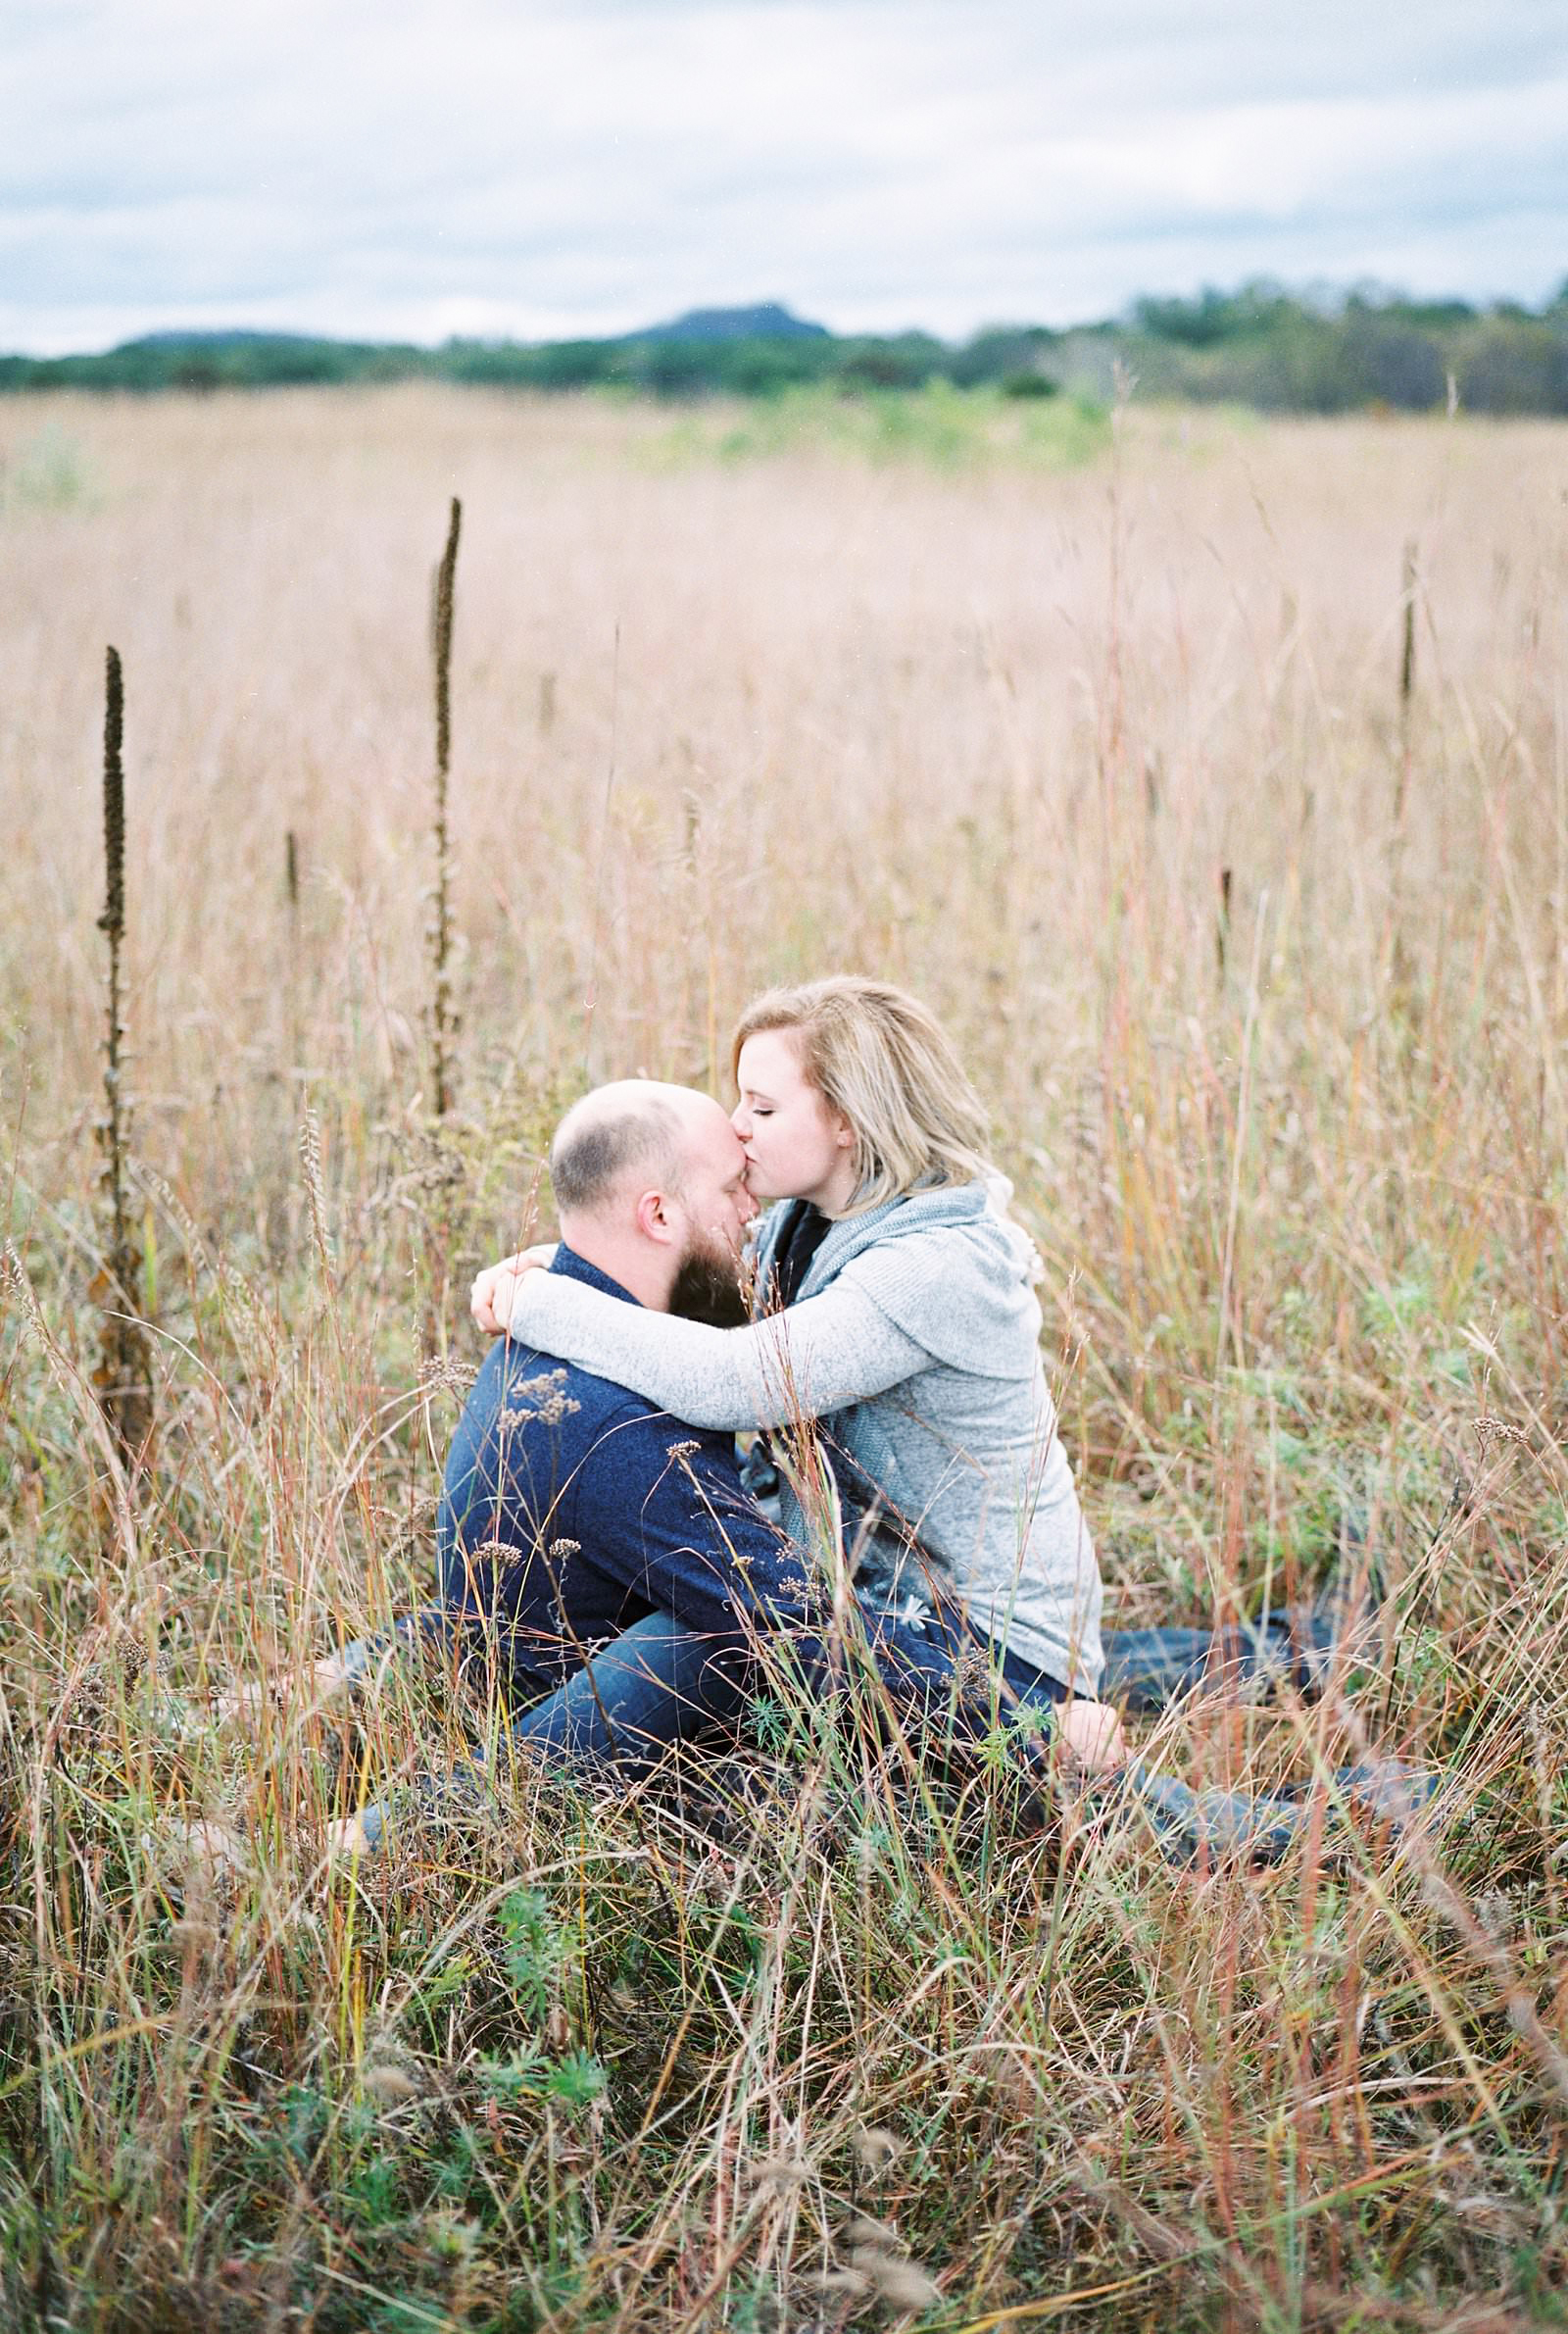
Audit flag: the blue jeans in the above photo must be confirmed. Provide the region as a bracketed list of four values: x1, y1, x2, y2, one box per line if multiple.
[472, 1605, 1431, 1867]
[350, 1594, 1063, 1848]
[354, 1599, 1334, 1757]
[1098, 1610, 1339, 1710]
[347, 1601, 1409, 1862]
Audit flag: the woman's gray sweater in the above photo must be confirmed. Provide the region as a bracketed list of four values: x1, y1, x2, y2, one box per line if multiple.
[506, 1181, 1105, 1695]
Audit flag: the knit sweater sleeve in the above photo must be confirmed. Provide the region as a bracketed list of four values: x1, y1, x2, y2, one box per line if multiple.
[503, 1269, 927, 1431]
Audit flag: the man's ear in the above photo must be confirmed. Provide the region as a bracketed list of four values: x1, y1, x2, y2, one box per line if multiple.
[633, 1188, 678, 1245]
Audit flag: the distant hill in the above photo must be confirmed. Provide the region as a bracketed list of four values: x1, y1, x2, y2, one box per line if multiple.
[637, 304, 829, 342]
[125, 328, 325, 350]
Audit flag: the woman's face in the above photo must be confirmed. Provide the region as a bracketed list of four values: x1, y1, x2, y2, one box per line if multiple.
[732, 1029, 858, 1214]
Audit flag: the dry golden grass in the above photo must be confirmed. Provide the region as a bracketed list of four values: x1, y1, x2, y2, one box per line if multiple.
[2, 385, 1567, 2330]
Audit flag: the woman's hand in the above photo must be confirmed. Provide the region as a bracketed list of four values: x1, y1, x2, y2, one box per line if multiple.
[1058, 1698, 1128, 1777]
[326, 1812, 377, 1859]
[470, 1245, 557, 1334]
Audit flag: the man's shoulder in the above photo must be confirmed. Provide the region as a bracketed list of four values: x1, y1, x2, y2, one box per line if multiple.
[474, 1339, 742, 1491]
[466, 1340, 646, 1464]
[512, 1349, 736, 1464]
[490, 1339, 619, 1418]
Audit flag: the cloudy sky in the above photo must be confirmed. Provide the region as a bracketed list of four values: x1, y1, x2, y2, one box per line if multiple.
[4, 0, 1565, 354]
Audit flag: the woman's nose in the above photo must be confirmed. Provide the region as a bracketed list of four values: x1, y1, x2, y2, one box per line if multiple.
[730, 1101, 750, 1138]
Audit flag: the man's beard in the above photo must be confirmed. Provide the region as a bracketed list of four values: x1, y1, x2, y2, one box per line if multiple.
[669, 1231, 750, 1327]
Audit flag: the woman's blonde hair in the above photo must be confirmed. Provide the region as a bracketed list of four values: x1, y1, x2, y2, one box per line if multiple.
[731, 976, 993, 1212]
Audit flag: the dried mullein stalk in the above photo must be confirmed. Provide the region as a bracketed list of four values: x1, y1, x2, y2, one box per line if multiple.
[92, 646, 154, 1471]
[430, 496, 462, 1117]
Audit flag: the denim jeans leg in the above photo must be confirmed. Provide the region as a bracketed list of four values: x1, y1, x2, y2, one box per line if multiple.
[354, 1610, 747, 1848]
[842, 1604, 1062, 1773]
[503, 1609, 748, 1779]
[1099, 1612, 1337, 1712]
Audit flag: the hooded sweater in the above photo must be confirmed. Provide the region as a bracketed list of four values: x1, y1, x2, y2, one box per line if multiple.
[505, 1181, 1104, 1695]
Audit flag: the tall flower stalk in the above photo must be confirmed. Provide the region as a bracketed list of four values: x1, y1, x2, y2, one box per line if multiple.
[431, 496, 462, 1117]
[94, 646, 154, 1469]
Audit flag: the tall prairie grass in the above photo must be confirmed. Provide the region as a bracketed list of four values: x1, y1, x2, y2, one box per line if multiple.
[1, 385, 1566, 2330]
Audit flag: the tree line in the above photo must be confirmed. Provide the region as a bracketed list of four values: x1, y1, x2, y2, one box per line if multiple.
[4, 281, 1566, 415]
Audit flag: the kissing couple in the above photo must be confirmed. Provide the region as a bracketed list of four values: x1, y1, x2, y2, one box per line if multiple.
[328, 976, 1388, 1859]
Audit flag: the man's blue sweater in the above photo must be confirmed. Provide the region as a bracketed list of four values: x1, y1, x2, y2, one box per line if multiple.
[437, 1244, 820, 1691]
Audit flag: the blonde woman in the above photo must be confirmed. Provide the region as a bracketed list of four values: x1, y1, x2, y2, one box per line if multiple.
[474, 977, 1125, 1770]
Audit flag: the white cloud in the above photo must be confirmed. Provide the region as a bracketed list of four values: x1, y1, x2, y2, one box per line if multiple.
[0, 0, 1563, 351]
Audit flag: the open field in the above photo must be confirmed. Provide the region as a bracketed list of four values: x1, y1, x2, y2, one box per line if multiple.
[3, 385, 1568, 2330]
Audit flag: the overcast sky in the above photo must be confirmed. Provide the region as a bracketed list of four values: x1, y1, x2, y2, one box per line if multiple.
[4, 0, 1565, 354]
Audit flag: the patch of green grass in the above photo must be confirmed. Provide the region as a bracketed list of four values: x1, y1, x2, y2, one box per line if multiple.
[2, 422, 92, 512]
[641, 379, 1111, 470]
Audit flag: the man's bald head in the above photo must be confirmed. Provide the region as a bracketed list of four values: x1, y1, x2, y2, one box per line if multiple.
[547, 1080, 755, 1316]
[550, 1080, 719, 1222]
